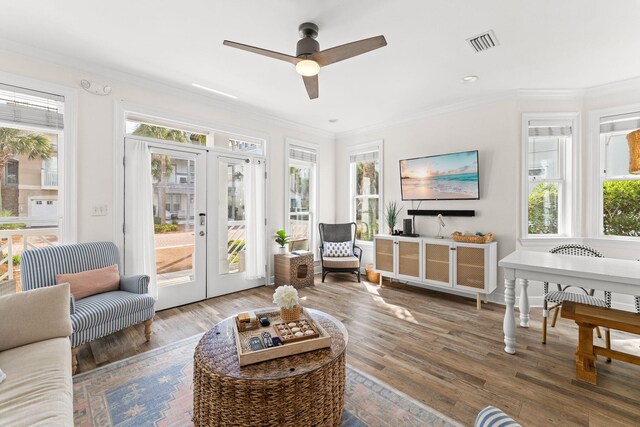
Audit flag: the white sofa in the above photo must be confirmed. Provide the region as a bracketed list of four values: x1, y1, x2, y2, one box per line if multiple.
[0, 283, 73, 426]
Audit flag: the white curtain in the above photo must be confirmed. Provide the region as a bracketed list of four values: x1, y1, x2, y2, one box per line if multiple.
[244, 158, 266, 280]
[124, 140, 158, 299]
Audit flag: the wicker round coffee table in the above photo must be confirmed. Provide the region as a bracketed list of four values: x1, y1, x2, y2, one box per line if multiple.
[193, 308, 348, 427]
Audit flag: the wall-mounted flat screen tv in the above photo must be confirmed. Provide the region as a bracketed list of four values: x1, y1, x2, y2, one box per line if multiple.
[399, 150, 479, 200]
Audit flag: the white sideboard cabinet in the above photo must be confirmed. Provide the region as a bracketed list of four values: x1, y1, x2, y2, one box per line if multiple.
[373, 235, 497, 310]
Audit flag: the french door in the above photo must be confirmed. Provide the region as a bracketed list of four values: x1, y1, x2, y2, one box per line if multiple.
[125, 138, 207, 310]
[208, 154, 267, 297]
[124, 138, 267, 310]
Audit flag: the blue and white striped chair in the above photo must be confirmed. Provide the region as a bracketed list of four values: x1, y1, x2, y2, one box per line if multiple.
[475, 406, 521, 427]
[21, 242, 155, 374]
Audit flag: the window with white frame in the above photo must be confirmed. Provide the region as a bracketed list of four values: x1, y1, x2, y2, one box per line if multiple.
[523, 116, 575, 237]
[0, 82, 68, 283]
[286, 142, 317, 253]
[350, 143, 382, 242]
[126, 116, 209, 146]
[125, 115, 265, 156]
[597, 111, 640, 238]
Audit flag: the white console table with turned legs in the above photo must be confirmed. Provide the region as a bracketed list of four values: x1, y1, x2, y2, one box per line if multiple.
[498, 250, 640, 354]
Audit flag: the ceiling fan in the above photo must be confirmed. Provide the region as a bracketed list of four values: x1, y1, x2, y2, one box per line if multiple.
[223, 22, 387, 100]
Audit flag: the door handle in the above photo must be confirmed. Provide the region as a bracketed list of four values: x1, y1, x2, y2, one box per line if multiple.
[199, 213, 206, 226]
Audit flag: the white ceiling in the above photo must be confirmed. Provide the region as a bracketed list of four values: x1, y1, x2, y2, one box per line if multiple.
[1, 0, 639, 133]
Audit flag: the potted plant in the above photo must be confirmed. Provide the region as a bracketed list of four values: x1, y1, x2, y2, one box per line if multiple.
[273, 285, 302, 322]
[385, 201, 403, 234]
[274, 229, 291, 253]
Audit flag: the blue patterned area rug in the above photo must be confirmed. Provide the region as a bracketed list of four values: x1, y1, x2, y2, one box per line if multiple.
[73, 334, 461, 427]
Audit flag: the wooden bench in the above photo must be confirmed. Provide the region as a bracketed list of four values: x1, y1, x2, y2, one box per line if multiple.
[561, 301, 640, 384]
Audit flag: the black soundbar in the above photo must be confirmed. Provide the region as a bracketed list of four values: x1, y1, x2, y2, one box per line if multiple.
[407, 209, 475, 217]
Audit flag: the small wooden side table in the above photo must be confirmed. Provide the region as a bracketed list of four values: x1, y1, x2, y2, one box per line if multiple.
[274, 253, 314, 288]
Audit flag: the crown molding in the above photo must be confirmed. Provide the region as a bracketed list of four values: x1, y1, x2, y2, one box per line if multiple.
[336, 90, 517, 139]
[338, 75, 640, 139]
[517, 88, 585, 98]
[517, 76, 640, 99]
[0, 39, 335, 140]
[583, 75, 640, 97]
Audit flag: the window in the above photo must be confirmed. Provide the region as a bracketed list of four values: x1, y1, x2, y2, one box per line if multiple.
[4, 159, 18, 186]
[350, 142, 382, 242]
[126, 118, 208, 145]
[597, 110, 640, 237]
[286, 141, 317, 253]
[0, 81, 71, 284]
[0, 84, 64, 225]
[522, 115, 576, 238]
[125, 114, 265, 155]
[42, 157, 58, 188]
[229, 138, 263, 154]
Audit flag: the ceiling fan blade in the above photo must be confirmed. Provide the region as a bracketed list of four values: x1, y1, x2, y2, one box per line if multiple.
[302, 75, 319, 99]
[223, 40, 301, 65]
[311, 35, 387, 67]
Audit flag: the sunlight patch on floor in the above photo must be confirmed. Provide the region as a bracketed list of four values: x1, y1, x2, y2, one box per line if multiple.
[362, 282, 419, 324]
[362, 281, 381, 296]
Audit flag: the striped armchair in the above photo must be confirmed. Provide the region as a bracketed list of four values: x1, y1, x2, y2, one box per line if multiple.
[21, 242, 155, 374]
[475, 406, 520, 427]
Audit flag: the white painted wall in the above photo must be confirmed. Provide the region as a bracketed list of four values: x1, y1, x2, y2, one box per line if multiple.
[336, 98, 520, 303]
[0, 49, 336, 271]
[336, 89, 640, 310]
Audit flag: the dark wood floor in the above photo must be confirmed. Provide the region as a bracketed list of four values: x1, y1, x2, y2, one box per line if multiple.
[77, 275, 640, 426]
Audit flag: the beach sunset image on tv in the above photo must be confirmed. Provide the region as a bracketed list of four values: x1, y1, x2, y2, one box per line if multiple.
[400, 151, 479, 200]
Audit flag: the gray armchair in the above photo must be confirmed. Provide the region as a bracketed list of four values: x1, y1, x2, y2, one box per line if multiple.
[21, 242, 155, 373]
[318, 223, 362, 282]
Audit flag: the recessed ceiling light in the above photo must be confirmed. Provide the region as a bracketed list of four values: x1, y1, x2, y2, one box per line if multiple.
[192, 83, 238, 99]
[462, 75, 479, 84]
[328, 118, 339, 123]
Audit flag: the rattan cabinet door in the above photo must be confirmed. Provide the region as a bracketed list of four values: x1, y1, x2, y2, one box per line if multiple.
[398, 240, 420, 278]
[455, 246, 485, 290]
[374, 238, 395, 274]
[424, 242, 451, 286]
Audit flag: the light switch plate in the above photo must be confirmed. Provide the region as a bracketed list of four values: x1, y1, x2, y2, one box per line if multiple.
[91, 204, 108, 216]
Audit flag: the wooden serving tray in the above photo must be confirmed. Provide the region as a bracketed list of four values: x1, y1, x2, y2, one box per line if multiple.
[272, 318, 320, 344]
[233, 308, 331, 367]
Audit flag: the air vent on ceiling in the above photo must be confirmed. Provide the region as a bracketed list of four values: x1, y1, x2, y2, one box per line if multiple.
[466, 30, 499, 53]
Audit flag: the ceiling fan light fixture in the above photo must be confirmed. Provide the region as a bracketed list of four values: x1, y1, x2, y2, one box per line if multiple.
[223, 24, 387, 99]
[296, 59, 320, 77]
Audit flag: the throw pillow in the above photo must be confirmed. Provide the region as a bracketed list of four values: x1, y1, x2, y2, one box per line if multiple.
[323, 241, 353, 257]
[56, 264, 120, 300]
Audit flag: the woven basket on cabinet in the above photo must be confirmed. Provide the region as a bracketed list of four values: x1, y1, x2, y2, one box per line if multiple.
[451, 232, 495, 244]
